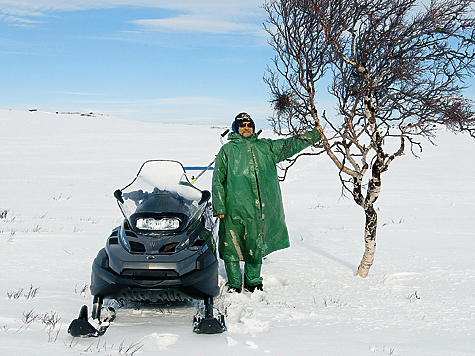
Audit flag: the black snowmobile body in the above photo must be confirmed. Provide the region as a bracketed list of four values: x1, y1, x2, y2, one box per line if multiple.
[90, 224, 218, 302]
[68, 160, 225, 336]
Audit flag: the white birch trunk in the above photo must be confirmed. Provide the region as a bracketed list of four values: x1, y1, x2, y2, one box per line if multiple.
[356, 161, 381, 278]
[357, 205, 378, 278]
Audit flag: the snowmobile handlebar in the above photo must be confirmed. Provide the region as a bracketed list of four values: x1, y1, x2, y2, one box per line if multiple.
[221, 129, 229, 137]
[191, 129, 229, 185]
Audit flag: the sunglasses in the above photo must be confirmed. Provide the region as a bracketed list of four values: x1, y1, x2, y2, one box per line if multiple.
[238, 122, 253, 128]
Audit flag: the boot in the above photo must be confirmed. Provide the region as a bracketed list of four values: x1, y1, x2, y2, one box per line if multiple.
[226, 285, 242, 293]
[244, 282, 263, 293]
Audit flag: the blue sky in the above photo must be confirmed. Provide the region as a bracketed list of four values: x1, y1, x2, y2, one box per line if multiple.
[2, 1, 473, 129]
[0, 1, 280, 127]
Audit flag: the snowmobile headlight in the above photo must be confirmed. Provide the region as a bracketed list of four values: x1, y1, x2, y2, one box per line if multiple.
[136, 217, 181, 231]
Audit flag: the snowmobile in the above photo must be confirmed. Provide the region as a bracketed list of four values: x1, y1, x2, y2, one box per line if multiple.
[68, 160, 226, 337]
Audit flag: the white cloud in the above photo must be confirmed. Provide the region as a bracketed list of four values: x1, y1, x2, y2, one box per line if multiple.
[0, 1, 263, 16]
[131, 14, 258, 35]
[4, 15, 41, 23]
[0, 0, 266, 35]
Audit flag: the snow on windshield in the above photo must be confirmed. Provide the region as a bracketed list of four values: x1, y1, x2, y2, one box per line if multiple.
[137, 161, 202, 202]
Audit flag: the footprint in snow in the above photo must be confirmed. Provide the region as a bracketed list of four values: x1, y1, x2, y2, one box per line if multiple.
[140, 332, 179, 351]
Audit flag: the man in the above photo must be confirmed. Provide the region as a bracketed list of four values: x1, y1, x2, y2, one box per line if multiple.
[212, 112, 322, 293]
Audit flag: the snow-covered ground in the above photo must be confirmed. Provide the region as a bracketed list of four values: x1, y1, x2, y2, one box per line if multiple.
[0, 109, 474, 355]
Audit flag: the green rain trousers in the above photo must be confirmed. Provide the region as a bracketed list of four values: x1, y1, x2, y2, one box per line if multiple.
[225, 261, 262, 288]
[212, 128, 321, 279]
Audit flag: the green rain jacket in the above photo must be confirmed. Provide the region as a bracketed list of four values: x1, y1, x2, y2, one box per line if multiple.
[212, 128, 321, 263]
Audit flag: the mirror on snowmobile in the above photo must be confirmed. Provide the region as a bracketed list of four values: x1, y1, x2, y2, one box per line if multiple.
[114, 189, 124, 204]
[198, 190, 211, 205]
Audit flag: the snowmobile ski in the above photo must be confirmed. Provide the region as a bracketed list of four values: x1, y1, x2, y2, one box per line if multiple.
[193, 297, 226, 334]
[68, 305, 112, 338]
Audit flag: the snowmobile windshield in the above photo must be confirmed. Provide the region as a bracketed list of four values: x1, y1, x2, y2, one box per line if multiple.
[117, 160, 207, 233]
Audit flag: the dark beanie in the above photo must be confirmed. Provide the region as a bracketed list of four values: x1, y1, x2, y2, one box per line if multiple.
[232, 112, 255, 132]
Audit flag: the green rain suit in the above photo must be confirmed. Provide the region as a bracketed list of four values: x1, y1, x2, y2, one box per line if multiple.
[212, 128, 321, 266]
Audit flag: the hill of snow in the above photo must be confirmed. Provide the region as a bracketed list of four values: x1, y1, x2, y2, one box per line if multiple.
[0, 109, 474, 355]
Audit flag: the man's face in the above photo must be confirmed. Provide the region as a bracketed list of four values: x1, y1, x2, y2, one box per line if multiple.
[238, 121, 254, 138]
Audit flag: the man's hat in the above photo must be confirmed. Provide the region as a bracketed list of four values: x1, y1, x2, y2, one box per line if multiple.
[232, 112, 255, 132]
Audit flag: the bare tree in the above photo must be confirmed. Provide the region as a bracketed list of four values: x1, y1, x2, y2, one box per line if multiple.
[263, 0, 475, 277]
